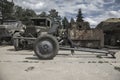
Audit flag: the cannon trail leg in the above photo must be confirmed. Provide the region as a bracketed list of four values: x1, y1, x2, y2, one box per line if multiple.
[60, 47, 116, 58]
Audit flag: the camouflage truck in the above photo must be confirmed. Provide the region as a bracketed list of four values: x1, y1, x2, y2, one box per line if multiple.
[0, 20, 25, 44]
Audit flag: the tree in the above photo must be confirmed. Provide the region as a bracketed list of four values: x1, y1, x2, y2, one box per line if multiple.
[48, 9, 61, 22]
[14, 6, 24, 20]
[76, 9, 84, 22]
[38, 11, 47, 17]
[0, 0, 37, 25]
[62, 17, 69, 29]
[0, 0, 14, 22]
[14, 6, 36, 25]
[70, 18, 75, 24]
[49, 9, 58, 18]
[70, 18, 75, 29]
[21, 9, 36, 25]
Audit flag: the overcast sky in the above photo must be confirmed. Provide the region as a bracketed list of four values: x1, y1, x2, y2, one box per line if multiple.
[8, 0, 120, 27]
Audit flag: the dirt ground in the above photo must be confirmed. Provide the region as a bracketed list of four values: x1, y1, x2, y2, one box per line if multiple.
[0, 45, 120, 80]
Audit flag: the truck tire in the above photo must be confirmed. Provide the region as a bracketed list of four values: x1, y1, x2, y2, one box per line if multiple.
[0, 38, 3, 45]
[34, 34, 59, 59]
[14, 38, 20, 51]
[0, 41, 1, 45]
[13, 32, 22, 51]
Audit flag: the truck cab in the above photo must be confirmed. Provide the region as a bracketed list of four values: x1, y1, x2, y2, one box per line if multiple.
[23, 17, 52, 38]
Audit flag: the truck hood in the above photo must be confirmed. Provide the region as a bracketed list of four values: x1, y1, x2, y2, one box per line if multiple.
[0, 25, 13, 29]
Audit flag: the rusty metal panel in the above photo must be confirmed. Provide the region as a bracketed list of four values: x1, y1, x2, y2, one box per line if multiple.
[69, 29, 104, 48]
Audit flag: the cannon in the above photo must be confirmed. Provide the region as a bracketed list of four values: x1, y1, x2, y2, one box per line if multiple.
[13, 17, 116, 59]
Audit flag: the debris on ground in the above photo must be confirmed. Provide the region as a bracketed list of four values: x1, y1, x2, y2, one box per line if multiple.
[25, 66, 35, 72]
[114, 66, 120, 72]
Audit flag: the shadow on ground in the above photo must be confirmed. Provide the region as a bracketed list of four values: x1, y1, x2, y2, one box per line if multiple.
[25, 53, 115, 61]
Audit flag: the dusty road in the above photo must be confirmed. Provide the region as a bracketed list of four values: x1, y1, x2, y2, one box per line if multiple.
[0, 45, 120, 80]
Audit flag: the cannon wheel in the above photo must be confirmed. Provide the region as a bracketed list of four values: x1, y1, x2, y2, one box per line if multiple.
[34, 34, 59, 59]
[13, 32, 22, 51]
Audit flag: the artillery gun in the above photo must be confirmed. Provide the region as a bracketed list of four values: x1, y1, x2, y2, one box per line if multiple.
[13, 17, 60, 59]
[13, 17, 116, 59]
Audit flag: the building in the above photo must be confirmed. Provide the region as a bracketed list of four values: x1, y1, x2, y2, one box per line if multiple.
[96, 18, 120, 46]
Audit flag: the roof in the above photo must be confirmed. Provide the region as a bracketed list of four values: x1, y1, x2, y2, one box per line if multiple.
[96, 18, 120, 31]
[105, 18, 120, 22]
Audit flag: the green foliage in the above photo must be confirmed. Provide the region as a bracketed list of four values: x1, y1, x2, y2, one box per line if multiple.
[0, 0, 36, 25]
[20, 9, 36, 25]
[38, 12, 47, 17]
[70, 18, 75, 24]
[14, 6, 36, 25]
[76, 9, 84, 22]
[14, 6, 23, 19]
[62, 17, 69, 29]
[49, 9, 58, 18]
[0, 0, 15, 20]
[48, 9, 61, 23]
[70, 18, 75, 29]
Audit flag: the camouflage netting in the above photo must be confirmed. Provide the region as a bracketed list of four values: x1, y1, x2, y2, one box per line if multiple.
[96, 18, 120, 31]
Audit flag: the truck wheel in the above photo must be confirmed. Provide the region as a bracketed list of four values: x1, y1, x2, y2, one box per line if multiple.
[0, 41, 2, 45]
[13, 39, 20, 51]
[13, 32, 22, 51]
[34, 34, 59, 59]
[0, 39, 3, 45]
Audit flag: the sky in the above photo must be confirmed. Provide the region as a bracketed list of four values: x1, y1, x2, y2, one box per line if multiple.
[8, 0, 120, 28]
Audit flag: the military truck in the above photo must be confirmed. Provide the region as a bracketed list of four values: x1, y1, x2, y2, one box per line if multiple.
[0, 20, 25, 44]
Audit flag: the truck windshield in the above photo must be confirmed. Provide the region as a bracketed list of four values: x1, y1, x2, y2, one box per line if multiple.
[32, 19, 50, 27]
